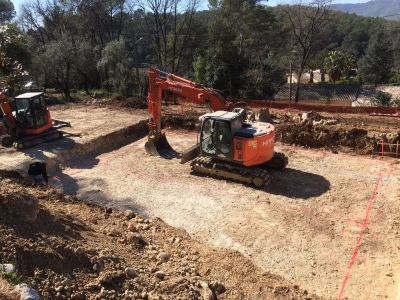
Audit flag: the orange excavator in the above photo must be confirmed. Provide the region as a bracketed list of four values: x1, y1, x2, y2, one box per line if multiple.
[0, 91, 67, 149]
[145, 68, 288, 187]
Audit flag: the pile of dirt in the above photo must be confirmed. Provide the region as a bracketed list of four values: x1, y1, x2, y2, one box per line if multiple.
[275, 123, 376, 154]
[0, 173, 321, 300]
[162, 112, 201, 131]
[271, 111, 400, 154]
[110, 96, 147, 109]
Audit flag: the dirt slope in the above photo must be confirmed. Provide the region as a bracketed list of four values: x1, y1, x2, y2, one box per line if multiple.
[0, 173, 320, 300]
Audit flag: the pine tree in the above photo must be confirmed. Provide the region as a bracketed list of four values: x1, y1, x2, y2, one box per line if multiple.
[360, 31, 394, 86]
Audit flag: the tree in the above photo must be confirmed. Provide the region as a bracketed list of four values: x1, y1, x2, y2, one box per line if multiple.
[324, 50, 354, 83]
[360, 31, 394, 86]
[97, 39, 138, 97]
[0, 24, 30, 93]
[283, 0, 332, 102]
[0, 0, 15, 23]
[33, 33, 81, 100]
[139, 0, 198, 73]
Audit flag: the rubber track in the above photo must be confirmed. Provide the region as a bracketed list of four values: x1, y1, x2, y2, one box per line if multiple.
[190, 156, 272, 187]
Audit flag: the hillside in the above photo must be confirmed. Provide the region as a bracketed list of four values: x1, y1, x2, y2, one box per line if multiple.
[334, 0, 400, 20]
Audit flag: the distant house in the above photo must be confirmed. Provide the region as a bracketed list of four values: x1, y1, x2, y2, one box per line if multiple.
[287, 69, 330, 84]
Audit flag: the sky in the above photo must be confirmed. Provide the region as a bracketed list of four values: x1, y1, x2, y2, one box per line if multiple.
[10, 0, 372, 15]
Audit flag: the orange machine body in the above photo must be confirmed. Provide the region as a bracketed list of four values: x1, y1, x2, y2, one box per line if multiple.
[232, 122, 275, 166]
[198, 110, 276, 167]
[0, 92, 53, 136]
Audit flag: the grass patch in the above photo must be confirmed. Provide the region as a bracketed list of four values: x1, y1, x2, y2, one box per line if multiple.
[0, 272, 25, 286]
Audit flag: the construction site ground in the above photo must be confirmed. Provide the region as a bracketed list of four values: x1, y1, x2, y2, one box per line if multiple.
[0, 104, 146, 173]
[1, 102, 400, 299]
[0, 173, 316, 300]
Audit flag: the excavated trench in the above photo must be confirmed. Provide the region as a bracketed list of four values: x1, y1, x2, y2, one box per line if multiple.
[46, 120, 149, 172]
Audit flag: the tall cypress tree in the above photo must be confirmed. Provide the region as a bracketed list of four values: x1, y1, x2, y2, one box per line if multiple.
[360, 31, 394, 86]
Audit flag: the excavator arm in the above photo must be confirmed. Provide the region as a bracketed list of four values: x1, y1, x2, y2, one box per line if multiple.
[0, 92, 16, 133]
[146, 67, 233, 136]
[145, 67, 236, 157]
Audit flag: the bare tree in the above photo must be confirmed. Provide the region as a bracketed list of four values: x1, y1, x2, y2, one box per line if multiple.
[138, 0, 198, 73]
[283, 0, 332, 102]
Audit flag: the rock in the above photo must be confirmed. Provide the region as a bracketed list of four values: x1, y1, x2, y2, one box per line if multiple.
[106, 227, 119, 237]
[13, 283, 41, 300]
[258, 108, 272, 123]
[93, 260, 105, 272]
[71, 292, 85, 300]
[142, 224, 150, 230]
[125, 267, 137, 278]
[55, 285, 64, 292]
[98, 271, 113, 284]
[0, 263, 15, 273]
[157, 252, 170, 263]
[210, 281, 226, 294]
[148, 293, 162, 300]
[155, 271, 165, 280]
[126, 232, 136, 243]
[324, 119, 337, 125]
[312, 120, 324, 126]
[127, 222, 137, 232]
[124, 209, 135, 219]
[60, 278, 72, 286]
[199, 281, 215, 300]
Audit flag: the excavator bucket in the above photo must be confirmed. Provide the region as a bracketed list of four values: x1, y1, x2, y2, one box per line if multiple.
[145, 132, 179, 159]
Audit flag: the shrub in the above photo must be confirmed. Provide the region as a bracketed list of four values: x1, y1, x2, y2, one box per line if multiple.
[372, 91, 392, 107]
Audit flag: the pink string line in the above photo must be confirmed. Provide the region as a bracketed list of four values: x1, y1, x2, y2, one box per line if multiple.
[337, 161, 396, 299]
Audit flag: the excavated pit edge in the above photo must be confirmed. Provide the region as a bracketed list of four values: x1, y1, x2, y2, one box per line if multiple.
[47, 120, 148, 173]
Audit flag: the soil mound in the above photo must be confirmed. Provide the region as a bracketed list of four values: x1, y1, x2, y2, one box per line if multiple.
[110, 96, 147, 109]
[276, 123, 375, 154]
[0, 173, 321, 300]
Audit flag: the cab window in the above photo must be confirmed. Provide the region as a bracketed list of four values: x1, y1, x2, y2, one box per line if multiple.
[201, 118, 215, 155]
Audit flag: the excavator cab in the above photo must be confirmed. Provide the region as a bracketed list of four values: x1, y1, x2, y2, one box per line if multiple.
[0, 92, 65, 149]
[201, 118, 232, 160]
[13, 93, 49, 130]
[199, 109, 246, 161]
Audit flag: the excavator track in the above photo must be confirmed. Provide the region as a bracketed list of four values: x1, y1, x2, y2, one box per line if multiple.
[264, 152, 289, 170]
[13, 129, 63, 150]
[190, 156, 272, 187]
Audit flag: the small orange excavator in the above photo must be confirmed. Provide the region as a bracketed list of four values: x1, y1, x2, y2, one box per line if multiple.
[0, 91, 66, 149]
[145, 68, 287, 187]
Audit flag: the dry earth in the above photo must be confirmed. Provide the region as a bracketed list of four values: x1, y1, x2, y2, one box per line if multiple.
[49, 127, 400, 300]
[1, 102, 400, 300]
[0, 174, 317, 300]
[0, 104, 146, 173]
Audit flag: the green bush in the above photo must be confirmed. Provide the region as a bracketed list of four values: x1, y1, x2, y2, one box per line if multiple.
[373, 91, 392, 107]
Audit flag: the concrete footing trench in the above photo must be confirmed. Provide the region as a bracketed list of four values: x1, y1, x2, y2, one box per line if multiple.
[1, 105, 400, 299]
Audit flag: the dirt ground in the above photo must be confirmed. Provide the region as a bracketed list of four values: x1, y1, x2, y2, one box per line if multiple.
[0, 174, 317, 300]
[2, 102, 400, 299]
[0, 104, 146, 173]
[48, 126, 400, 300]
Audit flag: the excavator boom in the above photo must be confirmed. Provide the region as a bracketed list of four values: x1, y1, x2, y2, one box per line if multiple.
[145, 68, 234, 157]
